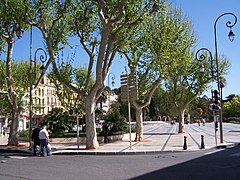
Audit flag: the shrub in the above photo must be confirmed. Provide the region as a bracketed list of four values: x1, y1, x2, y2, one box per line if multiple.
[104, 110, 127, 133]
[41, 108, 74, 137]
[19, 130, 29, 138]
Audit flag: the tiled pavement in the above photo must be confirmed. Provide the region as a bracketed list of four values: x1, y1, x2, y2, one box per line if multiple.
[1, 122, 240, 155]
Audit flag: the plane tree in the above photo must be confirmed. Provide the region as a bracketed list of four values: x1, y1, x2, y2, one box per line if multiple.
[118, 6, 197, 140]
[0, 0, 31, 145]
[0, 58, 34, 145]
[165, 51, 230, 133]
[28, 0, 162, 149]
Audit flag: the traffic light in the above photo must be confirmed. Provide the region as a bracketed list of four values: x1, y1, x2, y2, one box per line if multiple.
[69, 109, 74, 115]
[209, 103, 221, 111]
[69, 108, 78, 115]
[215, 122, 218, 131]
[209, 89, 221, 111]
[213, 90, 220, 105]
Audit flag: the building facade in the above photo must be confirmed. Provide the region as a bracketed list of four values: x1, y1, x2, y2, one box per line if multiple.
[30, 76, 61, 126]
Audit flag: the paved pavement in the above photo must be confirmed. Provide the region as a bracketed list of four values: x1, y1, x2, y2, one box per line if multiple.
[1, 122, 240, 155]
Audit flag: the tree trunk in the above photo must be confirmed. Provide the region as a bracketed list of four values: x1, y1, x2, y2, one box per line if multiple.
[6, 39, 19, 146]
[85, 95, 99, 149]
[178, 109, 185, 133]
[8, 110, 19, 146]
[135, 107, 143, 141]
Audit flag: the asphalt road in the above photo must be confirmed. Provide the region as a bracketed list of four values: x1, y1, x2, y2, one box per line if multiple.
[1, 145, 240, 180]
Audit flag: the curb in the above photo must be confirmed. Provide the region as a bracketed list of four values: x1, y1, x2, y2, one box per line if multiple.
[216, 142, 240, 149]
[1, 143, 239, 156]
[0, 148, 32, 155]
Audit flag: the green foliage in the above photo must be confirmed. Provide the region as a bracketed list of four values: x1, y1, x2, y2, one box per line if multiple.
[0, 0, 29, 39]
[0, 59, 32, 114]
[224, 96, 240, 119]
[41, 108, 74, 136]
[104, 110, 127, 133]
[19, 129, 29, 138]
[29, 0, 72, 50]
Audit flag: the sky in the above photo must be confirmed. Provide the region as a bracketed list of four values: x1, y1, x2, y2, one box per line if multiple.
[10, 0, 240, 99]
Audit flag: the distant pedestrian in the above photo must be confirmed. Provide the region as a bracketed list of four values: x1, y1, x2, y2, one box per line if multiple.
[102, 122, 109, 143]
[3, 125, 6, 136]
[198, 120, 200, 126]
[32, 126, 41, 156]
[39, 125, 50, 156]
[202, 118, 206, 126]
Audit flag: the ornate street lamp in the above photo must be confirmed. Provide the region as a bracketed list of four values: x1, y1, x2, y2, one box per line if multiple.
[214, 12, 237, 143]
[33, 48, 47, 75]
[15, 27, 24, 39]
[195, 47, 214, 77]
[29, 47, 47, 147]
[108, 73, 115, 89]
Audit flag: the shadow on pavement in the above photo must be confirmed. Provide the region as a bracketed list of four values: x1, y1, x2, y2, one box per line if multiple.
[130, 145, 240, 180]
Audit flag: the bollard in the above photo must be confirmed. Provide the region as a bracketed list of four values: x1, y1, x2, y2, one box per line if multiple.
[183, 136, 187, 150]
[200, 135, 205, 149]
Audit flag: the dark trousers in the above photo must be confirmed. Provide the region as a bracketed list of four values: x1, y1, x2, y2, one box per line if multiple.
[40, 139, 50, 156]
[33, 140, 40, 156]
[104, 133, 109, 143]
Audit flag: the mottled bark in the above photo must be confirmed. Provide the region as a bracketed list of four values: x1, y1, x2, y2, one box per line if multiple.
[178, 109, 185, 133]
[85, 95, 99, 149]
[135, 107, 143, 141]
[8, 112, 20, 146]
[6, 39, 19, 145]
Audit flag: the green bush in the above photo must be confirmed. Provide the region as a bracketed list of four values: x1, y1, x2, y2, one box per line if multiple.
[19, 130, 29, 138]
[41, 108, 74, 136]
[50, 131, 87, 138]
[104, 110, 127, 133]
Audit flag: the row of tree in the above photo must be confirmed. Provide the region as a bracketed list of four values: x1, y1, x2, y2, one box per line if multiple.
[0, 0, 230, 149]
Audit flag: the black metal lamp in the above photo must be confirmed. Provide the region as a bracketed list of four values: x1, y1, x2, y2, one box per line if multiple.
[39, 64, 45, 75]
[15, 27, 24, 39]
[228, 29, 235, 42]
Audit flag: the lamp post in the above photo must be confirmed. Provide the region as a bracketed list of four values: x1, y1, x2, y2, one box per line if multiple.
[196, 48, 219, 144]
[195, 47, 214, 77]
[107, 73, 115, 89]
[15, 26, 24, 39]
[214, 12, 237, 143]
[29, 45, 47, 147]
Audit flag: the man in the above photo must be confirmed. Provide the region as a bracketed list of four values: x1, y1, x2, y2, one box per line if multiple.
[102, 122, 109, 143]
[31, 126, 41, 156]
[39, 125, 50, 156]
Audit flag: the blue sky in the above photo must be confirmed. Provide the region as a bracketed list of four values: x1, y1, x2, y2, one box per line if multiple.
[11, 1, 240, 99]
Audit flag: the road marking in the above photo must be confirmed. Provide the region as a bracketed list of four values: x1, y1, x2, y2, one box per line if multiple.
[8, 156, 28, 159]
[161, 125, 177, 151]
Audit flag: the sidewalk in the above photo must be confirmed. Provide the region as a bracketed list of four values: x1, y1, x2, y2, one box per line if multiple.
[1, 122, 239, 155]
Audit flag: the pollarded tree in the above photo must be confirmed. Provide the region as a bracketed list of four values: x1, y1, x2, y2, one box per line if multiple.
[0, 59, 32, 145]
[48, 55, 95, 119]
[0, 0, 30, 145]
[29, 0, 163, 149]
[118, 5, 197, 141]
[166, 51, 230, 133]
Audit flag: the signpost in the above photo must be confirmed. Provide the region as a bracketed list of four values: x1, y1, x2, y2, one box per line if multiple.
[120, 68, 137, 150]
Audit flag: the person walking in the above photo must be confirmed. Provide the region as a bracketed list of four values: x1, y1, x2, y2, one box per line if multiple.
[39, 125, 50, 156]
[102, 122, 109, 143]
[32, 126, 41, 156]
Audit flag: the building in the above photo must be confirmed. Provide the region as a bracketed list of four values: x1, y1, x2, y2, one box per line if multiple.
[30, 76, 61, 127]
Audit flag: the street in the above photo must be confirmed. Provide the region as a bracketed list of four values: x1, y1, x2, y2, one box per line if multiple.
[1, 122, 240, 180]
[1, 145, 240, 180]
